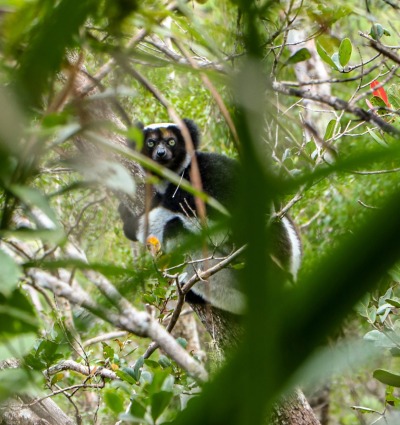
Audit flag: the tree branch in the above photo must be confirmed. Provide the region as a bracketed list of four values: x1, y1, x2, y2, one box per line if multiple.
[28, 269, 208, 382]
[272, 81, 400, 136]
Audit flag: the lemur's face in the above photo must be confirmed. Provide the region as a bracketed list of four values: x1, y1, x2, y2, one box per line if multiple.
[142, 124, 187, 172]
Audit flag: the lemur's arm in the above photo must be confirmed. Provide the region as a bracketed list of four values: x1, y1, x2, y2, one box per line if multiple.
[118, 202, 141, 241]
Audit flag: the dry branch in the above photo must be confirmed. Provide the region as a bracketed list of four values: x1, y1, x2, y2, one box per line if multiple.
[28, 268, 208, 382]
[272, 81, 400, 137]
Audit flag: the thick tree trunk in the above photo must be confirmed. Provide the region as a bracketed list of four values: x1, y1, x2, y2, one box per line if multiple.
[269, 389, 321, 425]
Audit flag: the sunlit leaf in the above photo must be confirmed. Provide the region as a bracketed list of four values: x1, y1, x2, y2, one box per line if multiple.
[116, 368, 137, 385]
[373, 369, 400, 387]
[323, 119, 336, 141]
[71, 158, 136, 196]
[366, 128, 388, 147]
[104, 389, 125, 414]
[364, 330, 398, 348]
[0, 333, 36, 362]
[316, 41, 338, 70]
[330, 52, 342, 72]
[284, 48, 311, 66]
[338, 38, 352, 67]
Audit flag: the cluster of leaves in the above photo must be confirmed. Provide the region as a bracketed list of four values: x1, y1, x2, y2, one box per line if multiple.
[2, 0, 400, 424]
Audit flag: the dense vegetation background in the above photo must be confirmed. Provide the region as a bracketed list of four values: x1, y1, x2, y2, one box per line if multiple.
[1, 0, 400, 424]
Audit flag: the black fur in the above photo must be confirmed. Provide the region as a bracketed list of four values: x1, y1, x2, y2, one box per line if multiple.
[120, 119, 239, 241]
[119, 119, 301, 313]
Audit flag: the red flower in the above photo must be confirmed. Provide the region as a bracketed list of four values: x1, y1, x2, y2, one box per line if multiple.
[370, 80, 391, 107]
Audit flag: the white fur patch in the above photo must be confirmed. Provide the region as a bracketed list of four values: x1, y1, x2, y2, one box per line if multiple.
[144, 123, 178, 130]
[154, 180, 170, 196]
[153, 153, 191, 195]
[137, 206, 199, 245]
[176, 153, 191, 175]
[281, 216, 302, 280]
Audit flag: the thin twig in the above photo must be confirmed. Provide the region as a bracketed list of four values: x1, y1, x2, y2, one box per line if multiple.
[272, 81, 400, 137]
[79, 1, 179, 96]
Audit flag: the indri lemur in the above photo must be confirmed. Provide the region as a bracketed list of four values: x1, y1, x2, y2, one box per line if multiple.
[119, 119, 301, 314]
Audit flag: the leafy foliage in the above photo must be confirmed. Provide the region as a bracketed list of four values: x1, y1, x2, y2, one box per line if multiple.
[1, 0, 400, 424]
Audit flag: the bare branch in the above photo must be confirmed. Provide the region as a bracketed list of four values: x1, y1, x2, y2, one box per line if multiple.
[83, 331, 130, 348]
[79, 1, 179, 97]
[180, 245, 246, 295]
[45, 359, 117, 381]
[28, 269, 208, 382]
[360, 31, 400, 64]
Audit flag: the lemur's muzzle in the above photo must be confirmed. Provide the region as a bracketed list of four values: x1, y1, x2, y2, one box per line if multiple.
[156, 147, 167, 158]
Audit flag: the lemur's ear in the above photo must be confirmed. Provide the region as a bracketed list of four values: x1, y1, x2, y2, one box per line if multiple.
[136, 121, 145, 131]
[183, 118, 200, 150]
[127, 122, 145, 149]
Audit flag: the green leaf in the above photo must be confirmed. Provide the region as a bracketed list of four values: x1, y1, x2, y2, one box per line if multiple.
[367, 306, 377, 323]
[15, 0, 99, 107]
[129, 397, 147, 419]
[338, 38, 352, 67]
[0, 333, 36, 362]
[330, 52, 343, 72]
[284, 48, 311, 66]
[133, 356, 144, 381]
[387, 85, 400, 110]
[370, 23, 385, 40]
[323, 119, 336, 141]
[36, 340, 60, 363]
[386, 298, 400, 308]
[0, 249, 21, 296]
[115, 367, 137, 385]
[366, 127, 388, 147]
[102, 343, 115, 361]
[176, 337, 188, 349]
[0, 289, 38, 335]
[51, 372, 65, 386]
[158, 355, 172, 369]
[364, 330, 397, 348]
[0, 368, 39, 402]
[104, 389, 125, 414]
[71, 159, 136, 197]
[1, 228, 65, 244]
[151, 391, 174, 422]
[316, 41, 338, 70]
[369, 95, 388, 111]
[373, 369, 400, 387]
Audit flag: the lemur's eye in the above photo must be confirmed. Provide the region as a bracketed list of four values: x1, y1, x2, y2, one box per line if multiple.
[146, 139, 155, 148]
[167, 139, 176, 147]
